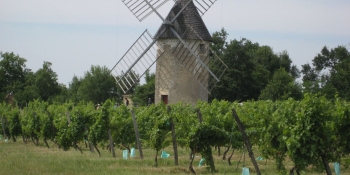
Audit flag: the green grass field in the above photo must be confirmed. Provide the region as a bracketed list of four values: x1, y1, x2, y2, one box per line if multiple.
[0, 139, 348, 175]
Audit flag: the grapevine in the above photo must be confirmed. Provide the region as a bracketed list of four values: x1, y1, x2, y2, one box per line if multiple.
[0, 94, 349, 174]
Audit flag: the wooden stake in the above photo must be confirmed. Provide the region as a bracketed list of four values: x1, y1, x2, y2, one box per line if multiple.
[196, 109, 203, 123]
[168, 106, 179, 166]
[1, 116, 7, 139]
[108, 129, 116, 157]
[66, 112, 71, 124]
[131, 110, 143, 159]
[84, 126, 94, 152]
[232, 108, 261, 175]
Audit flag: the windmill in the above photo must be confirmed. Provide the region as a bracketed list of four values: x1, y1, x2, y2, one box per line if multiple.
[111, 0, 227, 105]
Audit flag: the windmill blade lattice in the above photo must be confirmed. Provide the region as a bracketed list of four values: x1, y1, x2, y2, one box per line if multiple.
[121, 0, 170, 22]
[171, 25, 227, 93]
[110, 30, 164, 93]
[173, 0, 217, 16]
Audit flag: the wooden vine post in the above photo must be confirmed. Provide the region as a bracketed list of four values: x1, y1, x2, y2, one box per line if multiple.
[1, 116, 7, 139]
[108, 129, 116, 157]
[232, 108, 261, 175]
[196, 109, 203, 123]
[168, 106, 179, 166]
[131, 110, 144, 159]
[66, 112, 71, 124]
[84, 125, 95, 152]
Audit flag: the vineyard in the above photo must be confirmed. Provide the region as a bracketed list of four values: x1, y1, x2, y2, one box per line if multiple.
[1, 94, 350, 175]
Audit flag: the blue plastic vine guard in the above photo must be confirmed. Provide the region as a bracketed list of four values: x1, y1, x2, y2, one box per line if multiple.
[256, 156, 263, 161]
[123, 150, 128, 160]
[334, 162, 340, 175]
[130, 148, 135, 158]
[242, 167, 250, 175]
[198, 158, 205, 167]
[161, 150, 170, 159]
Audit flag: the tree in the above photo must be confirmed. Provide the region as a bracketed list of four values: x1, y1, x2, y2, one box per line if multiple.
[209, 30, 300, 102]
[131, 71, 155, 106]
[210, 38, 263, 101]
[301, 46, 350, 100]
[329, 59, 350, 99]
[77, 65, 117, 104]
[51, 84, 69, 104]
[260, 68, 302, 101]
[34, 61, 61, 102]
[0, 52, 27, 104]
[68, 76, 82, 103]
[210, 28, 228, 57]
[15, 70, 40, 107]
[0, 53, 66, 106]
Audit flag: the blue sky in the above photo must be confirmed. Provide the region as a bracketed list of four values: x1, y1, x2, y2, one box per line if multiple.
[1, 0, 349, 86]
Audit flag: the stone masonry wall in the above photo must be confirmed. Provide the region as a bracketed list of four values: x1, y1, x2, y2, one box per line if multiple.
[155, 39, 209, 105]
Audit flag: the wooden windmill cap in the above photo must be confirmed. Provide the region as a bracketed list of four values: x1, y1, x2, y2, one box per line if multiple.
[154, 0, 212, 42]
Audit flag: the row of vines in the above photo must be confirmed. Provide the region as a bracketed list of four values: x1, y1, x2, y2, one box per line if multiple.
[1, 94, 350, 174]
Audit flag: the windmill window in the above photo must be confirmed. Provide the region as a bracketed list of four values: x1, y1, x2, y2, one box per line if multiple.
[199, 44, 205, 53]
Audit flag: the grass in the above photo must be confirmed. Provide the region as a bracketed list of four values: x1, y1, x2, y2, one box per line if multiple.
[0, 138, 349, 175]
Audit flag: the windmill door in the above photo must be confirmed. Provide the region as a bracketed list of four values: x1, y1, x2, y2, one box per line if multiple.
[161, 95, 168, 105]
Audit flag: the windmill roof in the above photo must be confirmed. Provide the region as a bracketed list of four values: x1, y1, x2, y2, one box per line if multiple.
[154, 0, 212, 42]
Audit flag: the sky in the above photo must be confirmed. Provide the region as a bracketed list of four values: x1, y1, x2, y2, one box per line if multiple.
[1, 0, 349, 87]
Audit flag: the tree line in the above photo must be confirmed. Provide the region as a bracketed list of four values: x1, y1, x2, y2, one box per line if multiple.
[1, 28, 349, 106]
[209, 28, 350, 102]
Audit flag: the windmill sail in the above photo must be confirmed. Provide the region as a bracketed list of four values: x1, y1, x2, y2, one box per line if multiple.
[121, 0, 171, 22]
[170, 25, 227, 93]
[114, 0, 226, 98]
[110, 30, 164, 93]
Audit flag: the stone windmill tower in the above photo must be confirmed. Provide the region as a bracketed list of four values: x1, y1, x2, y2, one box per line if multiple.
[111, 0, 227, 105]
[154, 0, 215, 104]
